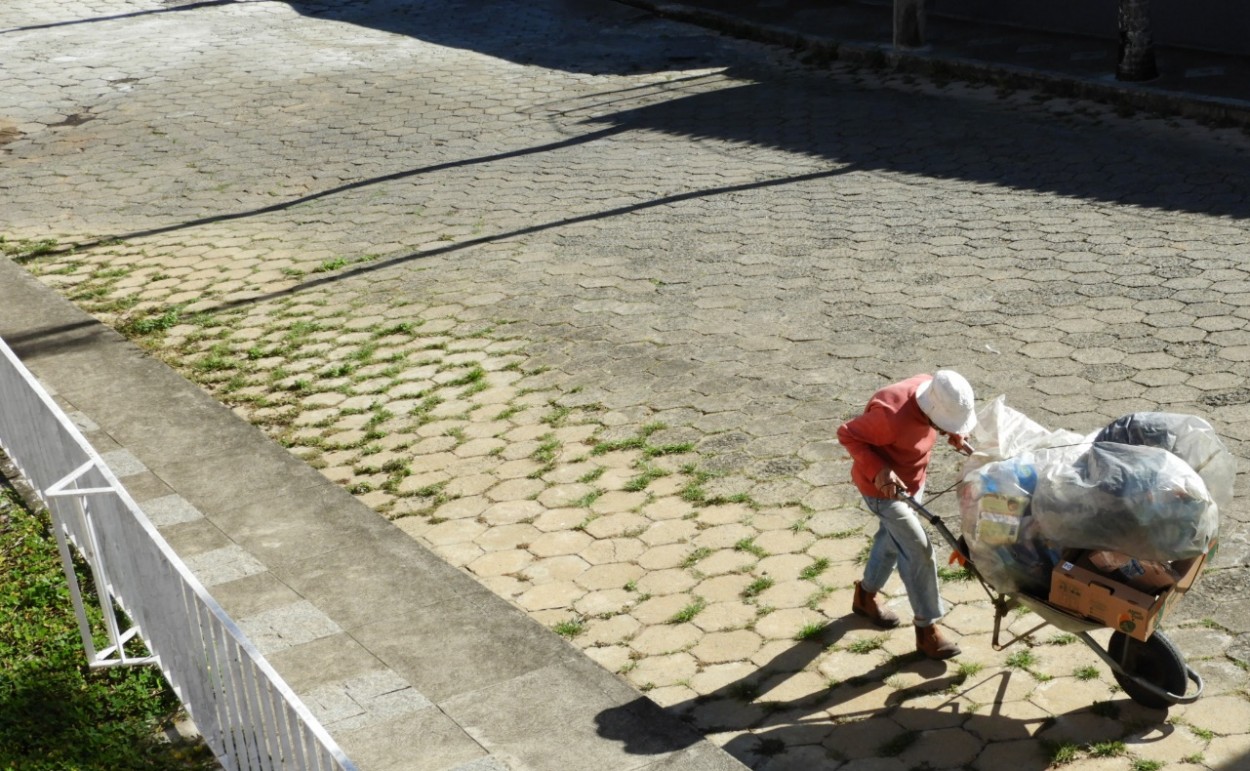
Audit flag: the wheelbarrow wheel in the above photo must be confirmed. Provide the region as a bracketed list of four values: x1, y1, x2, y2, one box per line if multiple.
[1108, 630, 1187, 709]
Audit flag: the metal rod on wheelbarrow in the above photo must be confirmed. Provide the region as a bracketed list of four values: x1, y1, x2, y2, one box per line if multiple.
[893, 438, 975, 558]
[898, 493, 966, 558]
[897, 491, 1003, 609]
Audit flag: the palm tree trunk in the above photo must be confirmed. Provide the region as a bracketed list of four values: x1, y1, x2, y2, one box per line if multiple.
[1117, 0, 1158, 81]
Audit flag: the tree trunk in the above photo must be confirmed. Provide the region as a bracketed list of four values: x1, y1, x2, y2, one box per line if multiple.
[1117, 0, 1158, 81]
[893, 0, 925, 49]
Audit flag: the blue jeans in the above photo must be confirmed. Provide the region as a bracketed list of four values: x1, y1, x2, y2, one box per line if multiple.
[860, 491, 944, 626]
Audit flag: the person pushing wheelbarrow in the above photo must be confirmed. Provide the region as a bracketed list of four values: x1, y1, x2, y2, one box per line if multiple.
[837, 371, 976, 660]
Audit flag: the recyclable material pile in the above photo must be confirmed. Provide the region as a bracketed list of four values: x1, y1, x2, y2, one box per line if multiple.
[958, 398, 1231, 598]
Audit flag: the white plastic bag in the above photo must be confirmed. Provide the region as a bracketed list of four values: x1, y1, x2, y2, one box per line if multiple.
[1030, 442, 1219, 562]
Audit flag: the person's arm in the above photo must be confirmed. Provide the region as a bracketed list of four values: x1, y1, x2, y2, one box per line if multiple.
[837, 408, 903, 496]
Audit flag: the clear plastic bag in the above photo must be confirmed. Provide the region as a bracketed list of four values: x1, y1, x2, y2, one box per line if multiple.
[969, 395, 1086, 461]
[1030, 442, 1218, 562]
[1094, 412, 1235, 511]
[958, 456, 1060, 595]
[956, 399, 1227, 593]
[958, 398, 1086, 594]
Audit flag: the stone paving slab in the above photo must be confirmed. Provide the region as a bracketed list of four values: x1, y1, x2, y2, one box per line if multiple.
[3, 0, 1250, 769]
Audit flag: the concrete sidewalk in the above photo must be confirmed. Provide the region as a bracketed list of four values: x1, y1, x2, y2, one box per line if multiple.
[0, 261, 745, 771]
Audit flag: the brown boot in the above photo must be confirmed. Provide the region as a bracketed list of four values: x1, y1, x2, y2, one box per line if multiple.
[852, 581, 900, 629]
[915, 623, 961, 660]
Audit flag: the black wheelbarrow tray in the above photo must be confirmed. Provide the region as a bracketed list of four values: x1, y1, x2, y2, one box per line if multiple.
[902, 494, 1204, 709]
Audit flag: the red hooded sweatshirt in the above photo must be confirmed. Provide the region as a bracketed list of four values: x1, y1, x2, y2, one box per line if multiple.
[837, 374, 937, 498]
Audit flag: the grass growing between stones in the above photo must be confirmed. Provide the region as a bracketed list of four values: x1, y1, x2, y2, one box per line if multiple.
[553, 618, 585, 638]
[0, 235, 60, 262]
[0, 485, 212, 770]
[668, 597, 707, 624]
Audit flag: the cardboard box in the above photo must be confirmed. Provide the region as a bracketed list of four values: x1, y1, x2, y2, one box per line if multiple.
[1048, 541, 1215, 641]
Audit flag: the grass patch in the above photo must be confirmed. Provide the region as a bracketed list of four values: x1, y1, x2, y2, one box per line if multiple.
[591, 422, 689, 459]
[553, 618, 585, 638]
[1088, 741, 1126, 758]
[1188, 724, 1215, 741]
[799, 557, 830, 580]
[0, 236, 59, 262]
[1131, 761, 1165, 771]
[847, 635, 888, 654]
[374, 321, 421, 337]
[312, 256, 352, 273]
[118, 307, 183, 337]
[668, 597, 706, 624]
[1044, 741, 1081, 765]
[742, 576, 774, 598]
[573, 490, 602, 508]
[1005, 649, 1038, 670]
[542, 404, 573, 427]
[794, 622, 825, 641]
[530, 432, 560, 462]
[577, 466, 605, 484]
[733, 537, 767, 558]
[445, 366, 485, 388]
[0, 485, 213, 769]
[623, 463, 667, 492]
[681, 547, 712, 569]
[805, 585, 833, 609]
[937, 564, 975, 582]
[1074, 665, 1100, 681]
[645, 441, 694, 458]
[680, 481, 706, 503]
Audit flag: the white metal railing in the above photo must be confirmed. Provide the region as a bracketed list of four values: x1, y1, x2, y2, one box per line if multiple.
[0, 335, 357, 771]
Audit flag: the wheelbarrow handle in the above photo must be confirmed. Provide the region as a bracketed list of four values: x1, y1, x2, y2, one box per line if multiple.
[897, 493, 968, 559]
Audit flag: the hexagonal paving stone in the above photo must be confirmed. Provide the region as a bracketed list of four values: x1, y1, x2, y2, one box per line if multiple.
[630, 624, 702, 656]
[625, 652, 699, 689]
[516, 581, 586, 612]
[691, 630, 766, 666]
[636, 568, 701, 597]
[575, 562, 645, 592]
[466, 549, 533, 577]
[522, 555, 590, 583]
[528, 530, 594, 558]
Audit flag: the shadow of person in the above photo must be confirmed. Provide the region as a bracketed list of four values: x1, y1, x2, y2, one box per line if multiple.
[595, 617, 1172, 768]
[595, 617, 947, 755]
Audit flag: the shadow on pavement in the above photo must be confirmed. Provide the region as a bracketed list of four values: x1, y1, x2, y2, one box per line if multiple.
[595, 617, 1173, 768]
[274, 0, 1249, 219]
[285, 0, 731, 76]
[38, 46, 1249, 317]
[581, 73, 1250, 221]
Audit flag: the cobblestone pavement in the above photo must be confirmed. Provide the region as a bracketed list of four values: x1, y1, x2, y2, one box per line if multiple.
[4, 0, 1250, 768]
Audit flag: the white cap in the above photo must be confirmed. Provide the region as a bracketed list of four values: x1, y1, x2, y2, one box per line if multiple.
[915, 370, 977, 435]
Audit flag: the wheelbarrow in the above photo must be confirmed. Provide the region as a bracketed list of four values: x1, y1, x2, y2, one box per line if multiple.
[901, 494, 1203, 709]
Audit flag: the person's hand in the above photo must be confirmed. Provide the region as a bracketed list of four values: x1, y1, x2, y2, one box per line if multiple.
[873, 467, 906, 498]
[947, 433, 974, 455]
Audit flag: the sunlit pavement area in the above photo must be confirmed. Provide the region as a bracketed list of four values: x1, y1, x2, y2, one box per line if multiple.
[3, 0, 1250, 768]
